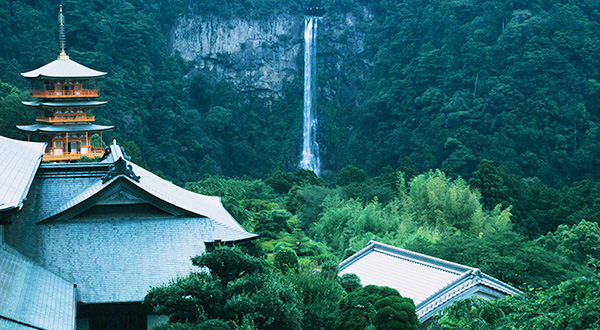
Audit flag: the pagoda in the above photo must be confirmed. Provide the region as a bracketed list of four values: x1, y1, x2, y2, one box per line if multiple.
[17, 5, 113, 162]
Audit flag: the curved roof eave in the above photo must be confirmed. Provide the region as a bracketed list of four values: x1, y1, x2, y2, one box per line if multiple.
[17, 123, 114, 133]
[37, 170, 258, 242]
[21, 58, 106, 79]
[22, 100, 108, 107]
[37, 146, 256, 242]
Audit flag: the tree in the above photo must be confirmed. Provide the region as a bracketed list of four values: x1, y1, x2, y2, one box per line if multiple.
[273, 247, 298, 274]
[404, 170, 488, 232]
[336, 165, 368, 185]
[537, 219, 600, 265]
[339, 273, 362, 293]
[373, 295, 418, 330]
[287, 268, 346, 330]
[336, 285, 418, 330]
[469, 159, 510, 210]
[145, 246, 301, 330]
[427, 229, 578, 288]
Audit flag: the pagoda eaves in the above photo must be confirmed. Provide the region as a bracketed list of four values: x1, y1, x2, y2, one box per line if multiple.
[21, 58, 106, 79]
[16, 6, 112, 163]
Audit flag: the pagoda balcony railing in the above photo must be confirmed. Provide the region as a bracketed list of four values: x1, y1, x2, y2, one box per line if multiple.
[43, 149, 105, 162]
[31, 89, 99, 98]
[36, 115, 95, 123]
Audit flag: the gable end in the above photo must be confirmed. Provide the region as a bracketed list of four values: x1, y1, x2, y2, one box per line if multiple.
[39, 177, 199, 223]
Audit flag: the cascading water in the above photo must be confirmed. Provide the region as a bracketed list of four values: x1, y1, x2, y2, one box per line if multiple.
[300, 16, 320, 176]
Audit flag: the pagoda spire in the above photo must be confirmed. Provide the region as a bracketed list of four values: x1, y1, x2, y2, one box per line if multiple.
[58, 4, 69, 60]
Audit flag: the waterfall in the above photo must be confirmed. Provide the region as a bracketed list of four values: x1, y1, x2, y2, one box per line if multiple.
[300, 16, 320, 176]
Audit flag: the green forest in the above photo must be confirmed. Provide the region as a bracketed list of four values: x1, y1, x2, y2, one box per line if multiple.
[2, 0, 600, 328]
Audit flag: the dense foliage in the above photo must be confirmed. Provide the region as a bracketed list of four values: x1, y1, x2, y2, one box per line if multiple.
[145, 246, 303, 330]
[182, 160, 600, 289]
[434, 275, 600, 329]
[342, 0, 600, 186]
[2, 0, 600, 186]
[336, 285, 418, 330]
[3, 0, 600, 327]
[145, 246, 417, 330]
[159, 162, 600, 329]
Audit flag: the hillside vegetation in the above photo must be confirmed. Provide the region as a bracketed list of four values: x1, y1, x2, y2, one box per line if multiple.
[2, 0, 600, 186]
[2, 0, 600, 327]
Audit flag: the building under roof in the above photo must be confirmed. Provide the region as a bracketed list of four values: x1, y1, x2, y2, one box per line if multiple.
[339, 241, 522, 323]
[2, 6, 256, 329]
[0, 136, 257, 329]
[17, 6, 112, 163]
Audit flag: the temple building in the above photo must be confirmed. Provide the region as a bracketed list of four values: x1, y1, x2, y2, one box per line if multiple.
[0, 137, 257, 330]
[0, 7, 256, 330]
[339, 241, 522, 325]
[17, 5, 112, 162]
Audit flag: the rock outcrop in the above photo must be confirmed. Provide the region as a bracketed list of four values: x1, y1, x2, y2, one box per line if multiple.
[171, 10, 372, 96]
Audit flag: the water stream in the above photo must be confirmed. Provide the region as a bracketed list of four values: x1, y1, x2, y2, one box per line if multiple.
[299, 16, 320, 176]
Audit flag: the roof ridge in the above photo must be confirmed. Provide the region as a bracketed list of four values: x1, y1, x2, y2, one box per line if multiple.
[374, 247, 467, 276]
[368, 241, 475, 273]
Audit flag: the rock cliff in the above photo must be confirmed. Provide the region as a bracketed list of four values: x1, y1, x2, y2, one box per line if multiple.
[170, 11, 372, 96]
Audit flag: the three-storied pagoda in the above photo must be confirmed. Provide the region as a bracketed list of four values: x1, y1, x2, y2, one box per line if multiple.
[17, 5, 112, 162]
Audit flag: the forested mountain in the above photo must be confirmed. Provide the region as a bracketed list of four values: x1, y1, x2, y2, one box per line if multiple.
[3, 1, 600, 327]
[2, 0, 600, 186]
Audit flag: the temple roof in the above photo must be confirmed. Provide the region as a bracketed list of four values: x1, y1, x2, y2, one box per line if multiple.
[0, 136, 46, 216]
[21, 58, 106, 79]
[3, 140, 257, 304]
[98, 141, 253, 235]
[339, 241, 522, 322]
[22, 100, 107, 107]
[16, 123, 114, 133]
[0, 244, 76, 330]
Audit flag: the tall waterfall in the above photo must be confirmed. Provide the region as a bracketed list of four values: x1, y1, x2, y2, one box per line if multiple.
[300, 16, 320, 176]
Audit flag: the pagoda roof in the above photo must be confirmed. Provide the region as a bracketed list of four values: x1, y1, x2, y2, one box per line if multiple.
[23, 100, 107, 107]
[17, 123, 113, 133]
[21, 58, 106, 79]
[0, 136, 46, 217]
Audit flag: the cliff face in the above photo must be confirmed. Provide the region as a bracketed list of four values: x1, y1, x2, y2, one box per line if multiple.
[172, 15, 302, 94]
[170, 11, 372, 96]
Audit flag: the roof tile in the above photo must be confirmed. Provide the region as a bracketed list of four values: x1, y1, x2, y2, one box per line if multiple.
[0, 136, 46, 214]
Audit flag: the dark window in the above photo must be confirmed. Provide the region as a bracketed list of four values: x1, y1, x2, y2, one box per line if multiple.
[90, 314, 146, 330]
[78, 303, 148, 330]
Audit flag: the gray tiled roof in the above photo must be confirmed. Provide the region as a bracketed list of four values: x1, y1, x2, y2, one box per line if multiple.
[38, 160, 254, 240]
[40, 217, 229, 303]
[100, 140, 254, 236]
[16, 123, 114, 133]
[4, 141, 256, 304]
[0, 244, 75, 330]
[339, 241, 522, 322]
[21, 58, 106, 79]
[0, 136, 46, 215]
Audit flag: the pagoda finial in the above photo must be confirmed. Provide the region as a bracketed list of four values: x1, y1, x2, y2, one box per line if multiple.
[58, 4, 69, 59]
